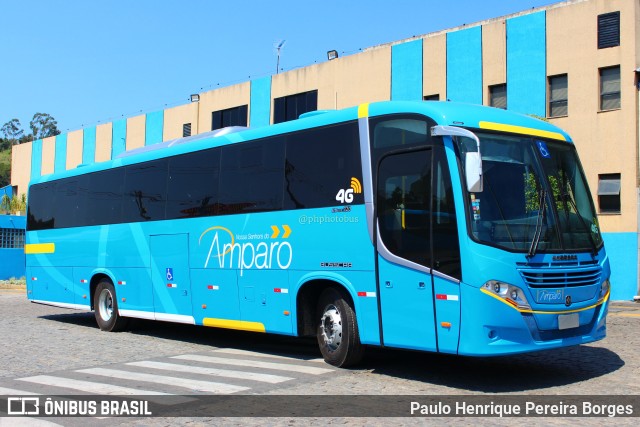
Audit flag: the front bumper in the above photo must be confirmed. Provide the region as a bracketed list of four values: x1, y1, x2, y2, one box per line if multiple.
[457, 282, 608, 356]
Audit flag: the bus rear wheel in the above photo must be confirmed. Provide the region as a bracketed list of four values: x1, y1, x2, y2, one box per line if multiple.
[316, 287, 363, 367]
[94, 279, 128, 332]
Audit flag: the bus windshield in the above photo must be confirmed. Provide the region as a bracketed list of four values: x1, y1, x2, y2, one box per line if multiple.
[461, 132, 602, 254]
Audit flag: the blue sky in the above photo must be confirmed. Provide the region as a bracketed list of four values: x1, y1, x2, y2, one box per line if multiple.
[0, 0, 558, 135]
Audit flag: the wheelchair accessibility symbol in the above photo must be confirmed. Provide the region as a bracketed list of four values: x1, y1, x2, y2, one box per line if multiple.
[536, 140, 551, 158]
[166, 268, 173, 281]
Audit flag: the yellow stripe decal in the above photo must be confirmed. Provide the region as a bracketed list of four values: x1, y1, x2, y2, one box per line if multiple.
[357, 103, 369, 119]
[479, 121, 567, 141]
[203, 318, 266, 333]
[25, 243, 55, 254]
[480, 287, 608, 315]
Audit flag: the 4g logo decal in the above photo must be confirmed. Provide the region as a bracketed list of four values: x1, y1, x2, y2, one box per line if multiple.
[336, 177, 362, 204]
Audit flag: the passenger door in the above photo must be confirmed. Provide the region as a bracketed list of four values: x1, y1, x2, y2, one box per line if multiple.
[376, 148, 437, 351]
[376, 145, 462, 353]
[150, 234, 194, 323]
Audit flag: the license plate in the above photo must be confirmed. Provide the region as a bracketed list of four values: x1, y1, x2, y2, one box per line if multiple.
[558, 313, 579, 330]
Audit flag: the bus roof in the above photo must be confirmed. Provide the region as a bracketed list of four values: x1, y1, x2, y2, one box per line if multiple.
[29, 101, 571, 186]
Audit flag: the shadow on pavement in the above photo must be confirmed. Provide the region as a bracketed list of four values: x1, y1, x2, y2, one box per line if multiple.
[40, 311, 623, 392]
[362, 344, 624, 392]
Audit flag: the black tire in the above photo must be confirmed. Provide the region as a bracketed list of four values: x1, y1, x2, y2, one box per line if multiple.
[94, 279, 128, 332]
[316, 287, 364, 367]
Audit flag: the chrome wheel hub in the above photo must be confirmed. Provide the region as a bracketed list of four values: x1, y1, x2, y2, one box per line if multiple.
[97, 289, 114, 322]
[320, 304, 343, 352]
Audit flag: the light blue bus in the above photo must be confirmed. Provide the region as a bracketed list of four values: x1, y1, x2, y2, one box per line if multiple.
[25, 101, 610, 367]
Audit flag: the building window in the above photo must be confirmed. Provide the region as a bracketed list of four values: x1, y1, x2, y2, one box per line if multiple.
[423, 94, 440, 101]
[182, 123, 192, 137]
[548, 74, 568, 117]
[597, 173, 621, 214]
[598, 12, 620, 49]
[0, 227, 25, 249]
[600, 66, 621, 111]
[488, 84, 507, 109]
[273, 90, 318, 124]
[211, 105, 248, 131]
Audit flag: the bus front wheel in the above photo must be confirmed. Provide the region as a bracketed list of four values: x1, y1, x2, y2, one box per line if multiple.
[316, 287, 363, 367]
[94, 280, 128, 332]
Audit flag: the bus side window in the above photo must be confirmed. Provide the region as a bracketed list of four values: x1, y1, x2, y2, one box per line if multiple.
[122, 159, 168, 222]
[86, 168, 125, 226]
[219, 138, 285, 214]
[284, 122, 362, 209]
[167, 149, 220, 219]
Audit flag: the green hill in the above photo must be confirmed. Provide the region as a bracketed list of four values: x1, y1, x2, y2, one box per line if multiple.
[0, 148, 11, 188]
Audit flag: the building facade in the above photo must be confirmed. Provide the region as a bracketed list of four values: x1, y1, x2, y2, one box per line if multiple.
[11, 0, 640, 299]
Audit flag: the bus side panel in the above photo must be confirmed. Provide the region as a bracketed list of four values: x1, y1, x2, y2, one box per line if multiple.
[239, 269, 292, 334]
[290, 270, 381, 346]
[109, 267, 154, 315]
[191, 268, 241, 325]
[72, 267, 92, 308]
[29, 266, 74, 305]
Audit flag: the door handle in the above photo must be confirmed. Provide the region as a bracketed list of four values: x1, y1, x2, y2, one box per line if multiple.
[418, 282, 426, 289]
[385, 281, 392, 288]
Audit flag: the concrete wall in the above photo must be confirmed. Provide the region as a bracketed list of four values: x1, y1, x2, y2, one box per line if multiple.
[423, 34, 447, 99]
[198, 82, 251, 133]
[163, 103, 198, 140]
[10, 142, 31, 196]
[95, 122, 113, 163]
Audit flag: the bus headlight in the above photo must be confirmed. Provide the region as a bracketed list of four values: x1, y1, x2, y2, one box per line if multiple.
[599, 279, 610, 301]
[483, 280, 531, 311]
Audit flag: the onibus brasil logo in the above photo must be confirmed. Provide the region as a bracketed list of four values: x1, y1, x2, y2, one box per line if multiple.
[199, 225, 292, 276]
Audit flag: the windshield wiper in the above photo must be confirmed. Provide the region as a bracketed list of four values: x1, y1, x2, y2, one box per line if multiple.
[560, 191, 599, 256]
[527, 188, 547, 259]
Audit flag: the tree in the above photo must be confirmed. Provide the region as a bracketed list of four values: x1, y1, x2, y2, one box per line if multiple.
[1, 119, 24, 144]
[30, 113, 60, 140]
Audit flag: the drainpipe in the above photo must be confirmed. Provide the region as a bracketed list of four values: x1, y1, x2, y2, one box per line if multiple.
[635, 68, 640, 301]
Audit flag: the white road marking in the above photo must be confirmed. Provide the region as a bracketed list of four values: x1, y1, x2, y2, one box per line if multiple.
[77, 368, 248, 394]
[128, 360, 293, 384]
[172, 354, 334, 375]
[213, 348, 326, 364]
[0, 386, 38, 395]
[17, 375, 170, 397]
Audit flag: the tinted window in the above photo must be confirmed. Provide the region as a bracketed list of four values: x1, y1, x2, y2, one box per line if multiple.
[167, 149, 220, 219]
[54, 176, 87, 228]
[86, 168, 124, 226]
[377, 149, 432, 268]
[212, 105, 248, 130]
[369, 115, 436, 166]
[284, 122, 362, 209]
[273, 90, 318, 124]
[122, 159, 168, 222]
[432, 146, 460, 279]
[27, 182, 56, 230]
[219, 138, 285, 214]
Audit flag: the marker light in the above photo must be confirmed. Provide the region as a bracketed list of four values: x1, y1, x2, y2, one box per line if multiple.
[483, 280, 531, 311]
[599, 279, 610, 301]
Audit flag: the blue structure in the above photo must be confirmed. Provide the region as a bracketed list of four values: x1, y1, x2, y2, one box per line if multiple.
[446, 26, 483, 104]
[391, 39, 423, 101]
[0, 215, 26, 280]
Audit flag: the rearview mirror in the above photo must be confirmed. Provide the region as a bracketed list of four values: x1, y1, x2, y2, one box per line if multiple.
[465, 151, 483, 193]
[431, 125, 483, 193]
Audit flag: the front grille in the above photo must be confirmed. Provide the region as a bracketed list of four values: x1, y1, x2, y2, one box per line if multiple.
[520, 267, 601, 289]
